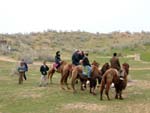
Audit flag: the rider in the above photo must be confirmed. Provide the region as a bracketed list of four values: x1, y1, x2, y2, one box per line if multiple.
[81, 52, 91, 78]
[110, 52, 123, 80]
[54, 51, 62, 71]
[72, 49, 80, 66]
[110, 52, 121, 71]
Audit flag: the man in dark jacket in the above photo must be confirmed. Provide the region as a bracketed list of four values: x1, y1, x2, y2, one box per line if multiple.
[110, 52, 121, 71]
[82, 52, 91, 67]
[72, 50, 80, 66]
[39, 61, 49, 86]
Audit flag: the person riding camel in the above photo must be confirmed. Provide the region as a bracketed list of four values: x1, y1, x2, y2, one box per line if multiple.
[72, 49, 85, 66]
[81, 52, 91, 78]
[110, 52, 123, 80]
[110, 52, 121, 71]
[54, 51, 62, 71]
[72, 49, 81, 66]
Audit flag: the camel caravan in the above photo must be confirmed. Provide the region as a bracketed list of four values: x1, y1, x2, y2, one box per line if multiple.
[17, 50, 130, 100]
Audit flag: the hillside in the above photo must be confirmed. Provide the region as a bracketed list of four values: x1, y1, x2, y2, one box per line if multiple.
[0, 30, 150, 62]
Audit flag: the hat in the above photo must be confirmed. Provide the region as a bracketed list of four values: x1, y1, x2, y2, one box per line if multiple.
[85, 52, 89, 56]
[56, 51, 60, 55]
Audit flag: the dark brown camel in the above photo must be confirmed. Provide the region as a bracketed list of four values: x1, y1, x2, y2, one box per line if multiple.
[100, 63, 129, 100]
[71, 61, 102, 95]
[97, 62, 110, 85]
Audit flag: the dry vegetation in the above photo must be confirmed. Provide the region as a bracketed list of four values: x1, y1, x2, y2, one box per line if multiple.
[0, 30, 150, 62]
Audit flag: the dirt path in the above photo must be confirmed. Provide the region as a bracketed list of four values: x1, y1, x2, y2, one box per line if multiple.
[0, 56, 17, 63]
[0, 56, 51, 66]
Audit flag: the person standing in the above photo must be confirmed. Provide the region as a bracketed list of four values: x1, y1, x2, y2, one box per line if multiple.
[21, 59, 28, 80]
[18, 62, 26, 84]
[39, 61, 49, 86]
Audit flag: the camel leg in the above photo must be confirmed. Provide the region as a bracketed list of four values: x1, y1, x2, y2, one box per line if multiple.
[92, 86, 96, 95]
[89, 79, 92, 93]
[48, 70, 55, 84]
[63, 70, 70, 90]
[105, 82, 111, 100]
[98, 77, 102, 85]
[81, 83, 84, 91]
[71, 79, 76, 93]
[71, 73, 78, 93]
[80, 79, 85, 91]
[64, 74, 70, 90]
[60, 75, 65, 90]
[115, 88, 119, 99]
[119, 90, 123, 100]
[92, 79, 97, 95]
[100, 83, 105, 100]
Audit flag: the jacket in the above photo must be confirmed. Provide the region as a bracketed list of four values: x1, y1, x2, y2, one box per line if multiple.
[40, 65, 49, 76]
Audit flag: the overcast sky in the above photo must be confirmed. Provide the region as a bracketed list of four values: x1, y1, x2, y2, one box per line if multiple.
[0, 0, 149, 33]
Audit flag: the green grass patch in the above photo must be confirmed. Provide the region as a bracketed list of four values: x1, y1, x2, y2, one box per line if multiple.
[0, 60, 150, 113]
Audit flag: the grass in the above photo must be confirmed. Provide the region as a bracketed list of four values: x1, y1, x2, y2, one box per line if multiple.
[0, 58, 150, 113]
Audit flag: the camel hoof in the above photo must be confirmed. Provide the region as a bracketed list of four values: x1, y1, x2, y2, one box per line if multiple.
[73, 90, 77, 94]
[115, 96, 118, 99]
[119, 97, 124, 100]
[81, 88, 84, 91]
[92, 92, 96, 95]
[67, 87, 71, 90]
[61, 87, 66, 90]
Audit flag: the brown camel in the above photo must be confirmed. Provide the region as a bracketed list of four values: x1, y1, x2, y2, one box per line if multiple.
[100, 63, 129, 100]
[48, 61, 71, 84]
[71, 61, 102, 95]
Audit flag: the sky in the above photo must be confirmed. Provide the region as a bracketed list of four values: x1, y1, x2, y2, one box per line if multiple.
[0, 0, 150, 34]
